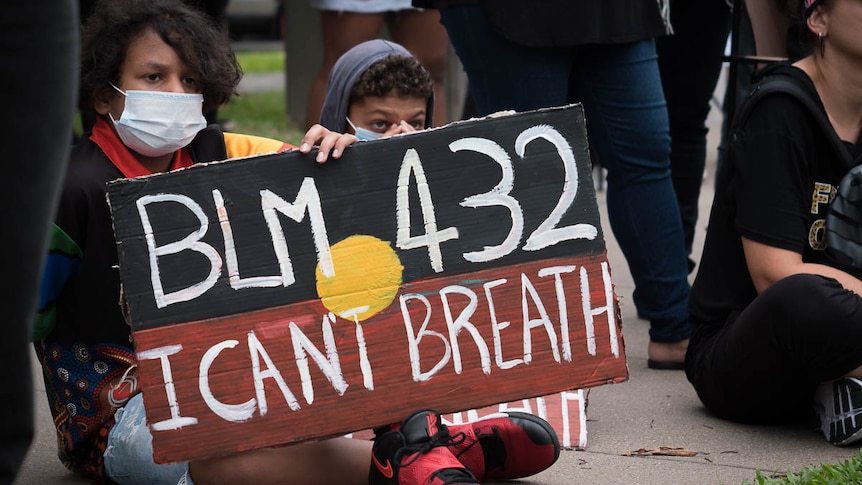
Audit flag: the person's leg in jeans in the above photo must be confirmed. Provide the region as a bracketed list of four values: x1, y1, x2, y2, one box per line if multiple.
[440, 6, 691, 364]
[104, 394, 189, 484]
[569, 40, 691, 362]
[0, 0, 78, 480]
[438, 5, 571, 114]
[657, 0, 732, 271]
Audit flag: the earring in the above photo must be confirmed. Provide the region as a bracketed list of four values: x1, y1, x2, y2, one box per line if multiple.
[819, 31, 826, 57]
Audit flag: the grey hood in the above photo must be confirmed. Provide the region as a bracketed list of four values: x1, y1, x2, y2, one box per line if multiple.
[318, 39, 434, 133]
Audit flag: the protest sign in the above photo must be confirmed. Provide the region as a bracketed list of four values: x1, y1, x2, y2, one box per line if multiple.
[107, 104, 627, 463]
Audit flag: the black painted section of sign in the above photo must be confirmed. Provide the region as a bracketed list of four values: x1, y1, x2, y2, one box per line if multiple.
[108, 105, 604, 330]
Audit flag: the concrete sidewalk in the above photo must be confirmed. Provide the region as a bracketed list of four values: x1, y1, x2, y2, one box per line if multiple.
[13, 71, 858, 485]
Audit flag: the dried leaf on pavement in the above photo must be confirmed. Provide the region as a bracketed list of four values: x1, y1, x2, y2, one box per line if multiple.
[621, 446, 699, 457]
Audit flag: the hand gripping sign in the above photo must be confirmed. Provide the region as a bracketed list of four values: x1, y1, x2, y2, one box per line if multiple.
[107, 104, 627, 463]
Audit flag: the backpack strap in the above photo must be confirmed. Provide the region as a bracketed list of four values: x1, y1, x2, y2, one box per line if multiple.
[732, 75, 853, 171]
[187, 124, 228, 164]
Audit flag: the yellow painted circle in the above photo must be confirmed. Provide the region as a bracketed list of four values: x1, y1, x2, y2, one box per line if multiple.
[315, 235, 404, 321]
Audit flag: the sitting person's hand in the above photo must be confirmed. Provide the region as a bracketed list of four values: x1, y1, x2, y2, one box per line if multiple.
[300, 124, 358, 163]
[381, 120, 420, 139]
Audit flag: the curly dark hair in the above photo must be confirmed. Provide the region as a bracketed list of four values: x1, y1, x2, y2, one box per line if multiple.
[349, 54, 433, 104]
[79, 0, 242, 115]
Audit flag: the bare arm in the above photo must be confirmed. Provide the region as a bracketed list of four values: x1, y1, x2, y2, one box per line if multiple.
[744, 0, 791, 58]
[742, 236, 862, 294]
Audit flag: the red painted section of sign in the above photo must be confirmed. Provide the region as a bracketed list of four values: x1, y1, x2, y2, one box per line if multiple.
[132, 254, 625, 463]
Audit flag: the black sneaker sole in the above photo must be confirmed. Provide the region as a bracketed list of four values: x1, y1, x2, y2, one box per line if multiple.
[821, 378, 862, 446]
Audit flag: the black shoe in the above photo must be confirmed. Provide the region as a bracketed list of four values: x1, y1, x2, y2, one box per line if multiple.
[815, 377, 862, 445]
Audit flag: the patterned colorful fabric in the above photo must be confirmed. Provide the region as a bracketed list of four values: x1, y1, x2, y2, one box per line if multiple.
[34, 341, 133, 482]
[36, 119, 294, 482]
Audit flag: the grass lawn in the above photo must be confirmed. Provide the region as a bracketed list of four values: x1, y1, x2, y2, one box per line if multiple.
[236, 50, 285, 75]
[221, 50, 306, 144]
[743, 449, 862, 485]
[220, 90, 304, 144]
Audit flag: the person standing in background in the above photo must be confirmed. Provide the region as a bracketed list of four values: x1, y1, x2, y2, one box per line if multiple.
[0, 0, 78, 482]
[415, 0, 693, 369]
[657, 0, 733, 272]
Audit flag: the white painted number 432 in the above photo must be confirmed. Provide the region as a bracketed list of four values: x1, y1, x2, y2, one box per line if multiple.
[396, 124, 598, 273]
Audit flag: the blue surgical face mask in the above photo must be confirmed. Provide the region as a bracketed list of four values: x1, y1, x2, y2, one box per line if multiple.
[109, 83, 207, 157]
[346, 117, 383, 141]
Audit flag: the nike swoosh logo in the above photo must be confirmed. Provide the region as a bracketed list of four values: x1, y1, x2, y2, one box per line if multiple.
[372, 453, 394, 478]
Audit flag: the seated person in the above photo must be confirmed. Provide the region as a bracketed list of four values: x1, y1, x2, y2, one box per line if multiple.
[685, 0, 862, 447]
[36, 2, 560, 484]
[319, 39, 434, 140]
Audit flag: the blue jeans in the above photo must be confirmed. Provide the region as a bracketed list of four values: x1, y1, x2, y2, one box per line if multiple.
[440, 5, 690, 343]
[104, 394, 188, 485]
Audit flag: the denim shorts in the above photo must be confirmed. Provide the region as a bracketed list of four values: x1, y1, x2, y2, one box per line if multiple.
[309, 0, 414, 13]
[104, 394, 188, 485]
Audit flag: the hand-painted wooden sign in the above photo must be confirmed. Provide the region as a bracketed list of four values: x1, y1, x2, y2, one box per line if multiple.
[106, 104, 627, 464]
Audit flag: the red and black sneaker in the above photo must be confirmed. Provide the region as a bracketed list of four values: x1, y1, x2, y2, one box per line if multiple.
[369, 410, 479, 485]
[447, 412, 560, 480]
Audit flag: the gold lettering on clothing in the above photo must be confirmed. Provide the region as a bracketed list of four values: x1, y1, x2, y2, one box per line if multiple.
[811, 183, 835, 215]
[809, 218, 826, 250]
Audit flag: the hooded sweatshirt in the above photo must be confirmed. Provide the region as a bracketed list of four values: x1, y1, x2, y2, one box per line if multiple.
[319, 39, 435, 133]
